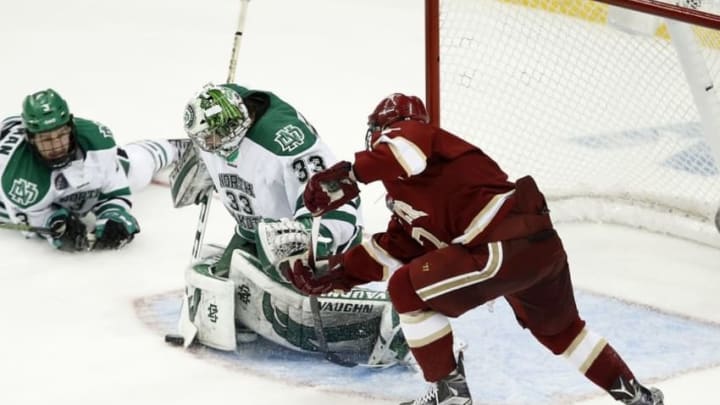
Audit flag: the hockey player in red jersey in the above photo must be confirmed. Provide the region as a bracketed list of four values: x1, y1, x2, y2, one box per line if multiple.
[287, 93, 665, 405]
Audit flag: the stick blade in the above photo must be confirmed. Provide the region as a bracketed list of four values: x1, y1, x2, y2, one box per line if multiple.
[164, 333, 185, 346]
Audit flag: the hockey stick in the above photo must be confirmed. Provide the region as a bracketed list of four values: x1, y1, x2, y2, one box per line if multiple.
[0, 220, 98, 252]
[189, 0, 250, 262]
[308, 295, 357, 367]
[190, 192, 211, 262]
[192, 0, 249, 262]
[308, 218, 358, 368]
[173, 191, 211, 348]
[0, 221, 53, 235]
[226, 0, 250, 83]
[172, 0, 252, 349]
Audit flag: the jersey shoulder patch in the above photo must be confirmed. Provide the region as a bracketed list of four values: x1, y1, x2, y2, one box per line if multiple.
[248, 101, 318, 156]
[251, 119, 317, 156]
[222, 84, 318, 156]
[74, 117, 117, 152]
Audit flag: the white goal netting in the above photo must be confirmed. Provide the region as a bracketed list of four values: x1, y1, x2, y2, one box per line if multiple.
[436, 0, 720, 246]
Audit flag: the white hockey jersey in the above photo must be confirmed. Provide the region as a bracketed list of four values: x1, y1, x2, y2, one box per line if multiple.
[200, 84, 363, 254]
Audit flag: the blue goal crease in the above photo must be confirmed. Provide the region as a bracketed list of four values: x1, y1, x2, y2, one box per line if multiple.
[139, 288, 720, 405]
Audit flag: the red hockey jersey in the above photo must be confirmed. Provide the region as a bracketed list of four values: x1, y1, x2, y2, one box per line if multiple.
[354, 119, 517, 250]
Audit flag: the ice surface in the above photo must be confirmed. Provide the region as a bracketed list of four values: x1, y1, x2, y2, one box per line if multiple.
[1, 1, 719, 404]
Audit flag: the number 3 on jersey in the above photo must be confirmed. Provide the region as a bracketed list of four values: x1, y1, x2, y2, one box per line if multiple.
[292, 155, 326, 182]
[226, 190, 254, 215]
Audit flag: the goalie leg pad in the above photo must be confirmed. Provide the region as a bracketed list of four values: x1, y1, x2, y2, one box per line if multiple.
[229, 249, 306, 349]
[185, 263, 236, 351]
[229, 249, 411, 365]
[367, 303, 412, 366]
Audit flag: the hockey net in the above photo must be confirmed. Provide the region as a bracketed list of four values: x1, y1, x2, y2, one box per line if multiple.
[427, 0, 720, 247]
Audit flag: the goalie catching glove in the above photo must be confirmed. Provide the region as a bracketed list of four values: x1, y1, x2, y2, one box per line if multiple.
[255, 218, 311, 269]
[303, 161, 360, 217]
[255, 217, 333, 271]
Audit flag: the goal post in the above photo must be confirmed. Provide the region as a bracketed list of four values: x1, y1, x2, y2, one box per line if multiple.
[425, 0, 720, 247]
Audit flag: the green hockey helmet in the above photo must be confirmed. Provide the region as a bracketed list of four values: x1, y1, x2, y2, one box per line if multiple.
[21, 89, 73, 134]
[21, 89, 77, 169]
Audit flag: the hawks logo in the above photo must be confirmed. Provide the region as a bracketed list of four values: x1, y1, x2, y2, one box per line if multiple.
[274, 125, 305, 152]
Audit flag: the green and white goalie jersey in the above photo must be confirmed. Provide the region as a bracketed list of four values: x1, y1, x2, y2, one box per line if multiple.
[199, 84, 363, 256]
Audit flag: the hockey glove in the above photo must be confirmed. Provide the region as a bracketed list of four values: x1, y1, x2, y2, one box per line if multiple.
[46, 208, 90, 252]
[283, 253, 360, 295]
[94, 208, 140, 250]
[256, 218, 311, 270]
[303, 161, 360, 217]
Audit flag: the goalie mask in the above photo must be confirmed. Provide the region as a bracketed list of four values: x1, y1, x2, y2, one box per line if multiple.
[184, 84, 252, 158]
[365, 93, 429, 150]
[21, 88, 77, 169]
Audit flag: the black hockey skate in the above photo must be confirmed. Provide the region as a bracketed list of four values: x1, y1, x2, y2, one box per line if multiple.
[400, 351, 472, 405]
[609, 376, 664, 405]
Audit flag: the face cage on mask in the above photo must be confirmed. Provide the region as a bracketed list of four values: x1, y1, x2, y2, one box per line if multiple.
[28, 125, 77, 169]
[191, 126, 243, 158]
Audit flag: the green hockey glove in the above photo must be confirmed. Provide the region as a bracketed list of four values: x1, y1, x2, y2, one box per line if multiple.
[46, 208, 90, 252]
[94, 207, 140, 250]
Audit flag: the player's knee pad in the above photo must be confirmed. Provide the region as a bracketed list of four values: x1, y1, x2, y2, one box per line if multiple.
[388, 266, 426, 313]
[532, 317, 586, 355]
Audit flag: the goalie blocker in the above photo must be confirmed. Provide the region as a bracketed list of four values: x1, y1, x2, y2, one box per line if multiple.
[169, 143, 214, 208]
[177, 244, 411, 367]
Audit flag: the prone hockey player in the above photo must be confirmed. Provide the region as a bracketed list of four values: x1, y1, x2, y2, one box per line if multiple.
[0, 88, 181, 251]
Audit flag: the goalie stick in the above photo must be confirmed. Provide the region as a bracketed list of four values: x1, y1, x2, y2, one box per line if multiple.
[189, 0, 250, 264]
[189, 0, 250, 263]
[170, 0, 252, 349]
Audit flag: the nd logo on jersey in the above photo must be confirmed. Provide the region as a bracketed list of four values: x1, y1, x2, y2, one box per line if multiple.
[9, 178, 39, 205]
[274, 125, 305, 152]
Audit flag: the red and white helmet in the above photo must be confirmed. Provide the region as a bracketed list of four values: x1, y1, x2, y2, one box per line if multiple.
[365, 93, 429, 150]
[367, 93, 429, 130]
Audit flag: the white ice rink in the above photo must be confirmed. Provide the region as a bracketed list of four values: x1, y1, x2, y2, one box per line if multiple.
[1, 1, 719, 404]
